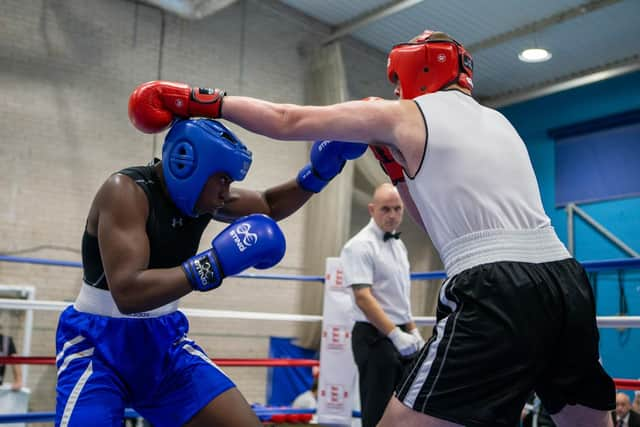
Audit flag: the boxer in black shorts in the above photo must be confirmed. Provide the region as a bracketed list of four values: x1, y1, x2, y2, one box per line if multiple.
[396, 258, 612, 426]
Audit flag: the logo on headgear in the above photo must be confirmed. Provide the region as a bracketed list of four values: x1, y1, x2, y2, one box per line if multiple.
[230, 222, 258, 252]
[437, 53, 447, 63]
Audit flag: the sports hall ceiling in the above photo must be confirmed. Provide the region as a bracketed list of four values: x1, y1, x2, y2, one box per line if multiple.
[145, 0, 640, 107]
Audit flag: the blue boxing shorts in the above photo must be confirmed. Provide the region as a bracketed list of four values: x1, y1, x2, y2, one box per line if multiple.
[55, 304, 235, 427]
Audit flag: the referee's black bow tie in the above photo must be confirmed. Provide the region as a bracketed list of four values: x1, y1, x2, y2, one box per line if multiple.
[383, 231, 401, 241]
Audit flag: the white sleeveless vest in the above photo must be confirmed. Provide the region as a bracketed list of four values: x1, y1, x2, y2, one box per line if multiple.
[406, 91, 569, 276]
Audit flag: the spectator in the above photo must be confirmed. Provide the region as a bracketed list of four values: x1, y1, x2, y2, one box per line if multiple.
[291, 377, 318, 410]
[0, 332, 22, 391]
[612, 392, 640, 427]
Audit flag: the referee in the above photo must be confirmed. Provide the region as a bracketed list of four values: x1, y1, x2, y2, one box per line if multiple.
[340, 183, 424, 427]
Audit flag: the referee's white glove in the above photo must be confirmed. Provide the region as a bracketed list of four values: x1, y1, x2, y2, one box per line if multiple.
[387, 327, 420, 357]
[409, 328, 426, 350]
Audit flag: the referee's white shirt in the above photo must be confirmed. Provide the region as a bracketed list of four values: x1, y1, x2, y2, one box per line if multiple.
[340, 219, 412, 325]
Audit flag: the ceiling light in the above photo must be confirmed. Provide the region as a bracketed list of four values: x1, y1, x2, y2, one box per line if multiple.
[518, 48, 552, 63]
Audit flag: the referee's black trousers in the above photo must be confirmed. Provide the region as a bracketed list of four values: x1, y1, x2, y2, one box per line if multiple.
[351, 322, 410, 427]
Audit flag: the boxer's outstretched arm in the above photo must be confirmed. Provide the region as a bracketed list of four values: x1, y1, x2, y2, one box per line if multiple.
[221, 96, 425, 177]
[127, 81, 425, 179]
[127, 81, 418, 158]
[221, 96, 402, 146]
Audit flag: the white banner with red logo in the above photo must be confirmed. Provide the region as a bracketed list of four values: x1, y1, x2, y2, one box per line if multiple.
[317, 257, 358, 426]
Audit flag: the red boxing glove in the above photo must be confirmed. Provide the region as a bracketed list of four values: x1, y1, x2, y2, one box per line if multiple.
[370, 145, 405, 185]
[128, 80, 226, 134]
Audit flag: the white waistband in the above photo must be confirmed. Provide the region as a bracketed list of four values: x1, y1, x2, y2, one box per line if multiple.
[440, 227, 571, 277]
[74, 282, 179, 318]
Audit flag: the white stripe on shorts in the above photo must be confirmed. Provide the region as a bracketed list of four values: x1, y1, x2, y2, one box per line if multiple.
[401, 278, 459, 407]
[420, 304, 463, 412]
[60, 361, 93, 427]
[182, 343, 230, 379]
[56, 335, 86, 362]
[183, 343, 214, 366]
[57, 348, 95, 375]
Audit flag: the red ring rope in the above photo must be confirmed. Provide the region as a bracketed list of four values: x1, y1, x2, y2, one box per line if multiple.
[1, 356, 637, 390]
[0, 356, 319, 367]
[613, 378, 640, 391]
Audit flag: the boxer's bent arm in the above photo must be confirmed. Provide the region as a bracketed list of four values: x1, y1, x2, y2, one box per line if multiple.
[96, 175, 192, 314]
[214, 180, 312, 223]
[352, 286, 396, 336]
[263, 179, 314, 220]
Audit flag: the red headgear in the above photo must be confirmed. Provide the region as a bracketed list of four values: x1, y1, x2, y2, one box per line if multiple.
[387, 30, 473, 99]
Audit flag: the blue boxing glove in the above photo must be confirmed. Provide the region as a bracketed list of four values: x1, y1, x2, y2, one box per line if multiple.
[182, 214, 286, 292]
[297, 140, 368, 193]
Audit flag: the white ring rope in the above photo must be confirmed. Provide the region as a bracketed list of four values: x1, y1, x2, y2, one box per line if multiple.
[0, 298, 638, 328]
[0, 298, 322, 323]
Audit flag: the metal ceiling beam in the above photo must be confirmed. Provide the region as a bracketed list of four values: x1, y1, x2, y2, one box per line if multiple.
[320, 0, 621, 50]
[483, 56, 640, 108]
[321, 0, 424, 45]
[467, 0, 622, 53]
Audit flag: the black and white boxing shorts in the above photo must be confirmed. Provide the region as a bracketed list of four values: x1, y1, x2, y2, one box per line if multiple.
[396, 258, 615, 427]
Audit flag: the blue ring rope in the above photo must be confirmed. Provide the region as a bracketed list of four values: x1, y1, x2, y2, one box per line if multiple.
[0, 254, 638, 281]
[0, 408, 363, 423]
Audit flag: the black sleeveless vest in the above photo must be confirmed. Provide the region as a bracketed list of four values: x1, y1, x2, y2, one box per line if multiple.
[82, 163, 212, 290]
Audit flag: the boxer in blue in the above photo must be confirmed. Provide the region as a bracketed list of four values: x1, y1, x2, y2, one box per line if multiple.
[55, 118, 365, 427]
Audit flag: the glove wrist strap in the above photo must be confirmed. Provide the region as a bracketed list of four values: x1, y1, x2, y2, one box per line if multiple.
[188, 87, 225, 118]
[182, 249, 224, 292]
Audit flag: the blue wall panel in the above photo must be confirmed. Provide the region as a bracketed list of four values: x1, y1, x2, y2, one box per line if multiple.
[499, 70, 640, 388]
[554, 121, 640, 206]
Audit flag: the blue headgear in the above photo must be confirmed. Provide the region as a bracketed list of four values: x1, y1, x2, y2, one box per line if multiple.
[162, 119, 252, 217]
